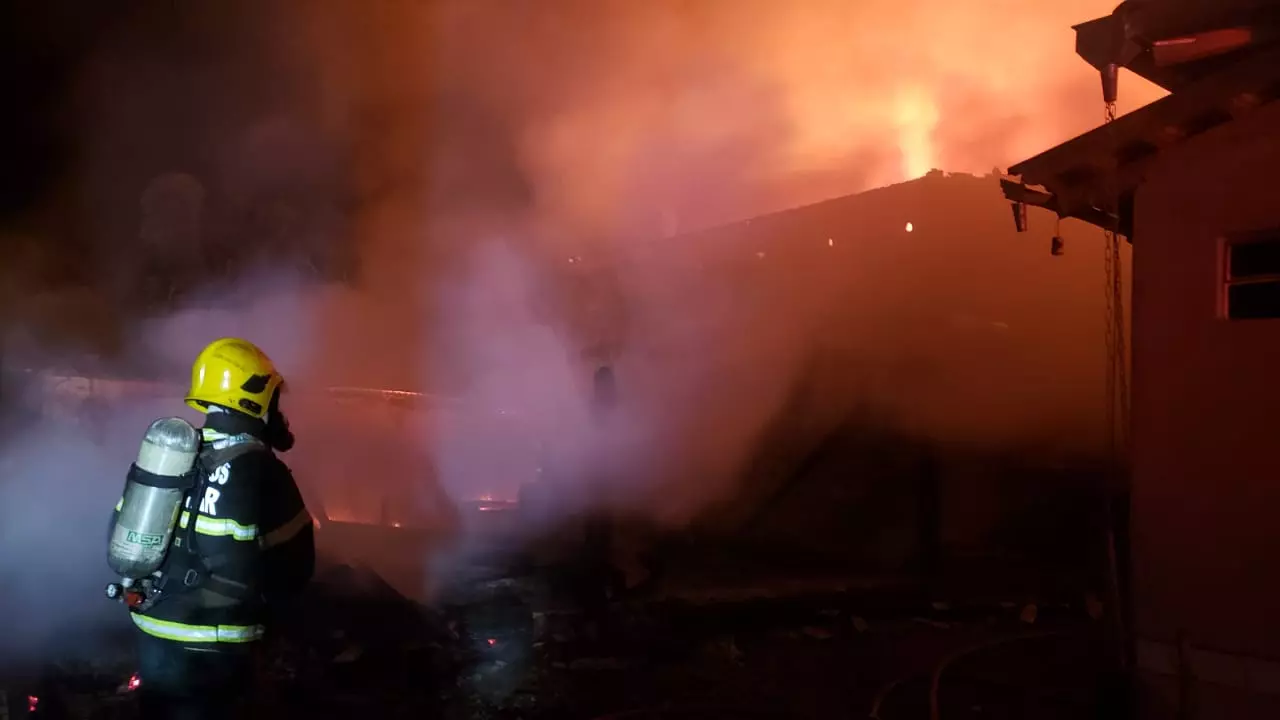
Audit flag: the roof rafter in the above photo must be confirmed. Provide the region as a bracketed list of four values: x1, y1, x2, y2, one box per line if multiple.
[1003, 44, 1280, 233]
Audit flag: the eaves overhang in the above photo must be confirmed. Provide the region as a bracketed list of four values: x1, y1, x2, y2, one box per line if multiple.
[1002, 43, 1280, 236]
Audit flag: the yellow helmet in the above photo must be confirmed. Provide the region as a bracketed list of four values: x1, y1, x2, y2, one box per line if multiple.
[185, 338, 285, 420]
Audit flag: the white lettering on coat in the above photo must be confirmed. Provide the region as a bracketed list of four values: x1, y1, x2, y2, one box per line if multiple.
[200, 487, 221, 515]
[210, 463, 230, 485]
[196, 463, 231, 515]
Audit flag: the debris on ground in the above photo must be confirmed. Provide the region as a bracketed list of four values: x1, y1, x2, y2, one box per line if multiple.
[800, 626, 835, 640]
[1085, 594, 1105, 620]
[1019, 603, 1039, 624]
[3, 560, 1113, 719]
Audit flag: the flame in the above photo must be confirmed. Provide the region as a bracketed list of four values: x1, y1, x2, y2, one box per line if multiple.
[894, 87, 940, 180]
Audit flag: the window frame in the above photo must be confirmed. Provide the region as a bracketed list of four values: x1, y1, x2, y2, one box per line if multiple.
[1220, 230, 1280, 320]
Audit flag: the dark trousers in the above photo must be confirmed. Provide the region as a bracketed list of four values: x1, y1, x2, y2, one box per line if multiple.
[136, 632, 258, 720]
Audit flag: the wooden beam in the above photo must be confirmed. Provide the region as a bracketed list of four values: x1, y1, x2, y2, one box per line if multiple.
[999, 178, 1056, 211]
[999, 178, 1119, 234]
[1009, 44, 1280, 189]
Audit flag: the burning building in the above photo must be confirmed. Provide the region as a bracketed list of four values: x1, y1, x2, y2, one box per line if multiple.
[547, 171, 1119, 583]
[1003, 0, 1280, 716]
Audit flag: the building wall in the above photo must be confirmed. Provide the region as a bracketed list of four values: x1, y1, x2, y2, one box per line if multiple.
[620, 173, 1112, 563]
[1131, 99, 1280, 715]
[626, 172, 1111, 452]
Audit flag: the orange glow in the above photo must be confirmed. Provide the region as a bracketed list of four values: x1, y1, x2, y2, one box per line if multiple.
[474, 0, 1170, 229]
[894, 87, 940, 180]
[905, 222, 914, 233]
[321, 510, 407, 528]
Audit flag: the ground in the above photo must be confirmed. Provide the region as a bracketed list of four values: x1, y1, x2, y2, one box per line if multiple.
[5, 559, 1121, 720]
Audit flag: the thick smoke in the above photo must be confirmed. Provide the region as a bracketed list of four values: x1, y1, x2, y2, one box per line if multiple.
[425, 0, 1165, 233]
[0, 408, 138, 663]
[0, 0, 1149, 661]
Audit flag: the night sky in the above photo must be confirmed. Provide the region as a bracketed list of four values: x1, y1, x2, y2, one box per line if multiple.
[0, 1, 113, 227]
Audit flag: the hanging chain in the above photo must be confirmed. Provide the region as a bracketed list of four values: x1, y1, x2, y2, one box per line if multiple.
[1113, 222, 1130, 457]
[1104, 228, 1116, 455]
[1100, 98, 1133, 676]
[1102, 100, 1130, 462]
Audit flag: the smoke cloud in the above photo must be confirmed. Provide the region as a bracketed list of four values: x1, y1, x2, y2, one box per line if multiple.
[424, 0, 1165, 234]
[0, 0, 1149, 662]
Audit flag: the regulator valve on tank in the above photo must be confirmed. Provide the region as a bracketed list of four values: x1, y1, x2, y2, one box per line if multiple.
[105, 417, 202, 609]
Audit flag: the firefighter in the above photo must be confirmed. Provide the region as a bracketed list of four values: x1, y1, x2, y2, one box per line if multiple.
[116, 338, 315, 719]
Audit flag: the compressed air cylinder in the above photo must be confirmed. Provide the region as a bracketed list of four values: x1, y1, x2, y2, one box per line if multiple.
[107, 417, 201, 579]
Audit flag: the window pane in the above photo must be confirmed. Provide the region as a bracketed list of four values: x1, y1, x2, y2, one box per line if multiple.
[1228, 236, 1280, 279]
[1227, 280, 1280, 320]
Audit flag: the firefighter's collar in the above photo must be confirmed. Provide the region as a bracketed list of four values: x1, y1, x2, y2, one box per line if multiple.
[201, 428, 260, 450]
